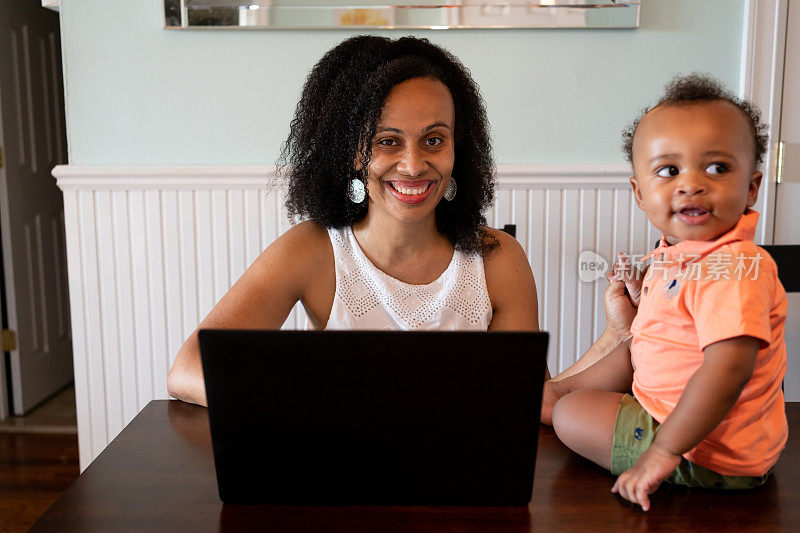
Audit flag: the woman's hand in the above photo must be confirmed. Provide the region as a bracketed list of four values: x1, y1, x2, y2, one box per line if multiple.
[603, 278, 638, 346]
[611, 443, 682, 511]
[608, 252, 643, 307]
[548, 260, 638, 383]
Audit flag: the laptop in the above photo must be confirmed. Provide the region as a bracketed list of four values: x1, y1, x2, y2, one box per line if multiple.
[199, 329, 549, 505]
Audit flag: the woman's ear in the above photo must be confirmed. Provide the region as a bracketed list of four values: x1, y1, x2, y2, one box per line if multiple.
[629, 176, 643, 208]
[746, 171, 763, 208]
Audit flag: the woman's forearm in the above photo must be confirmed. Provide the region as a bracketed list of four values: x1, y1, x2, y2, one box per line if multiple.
[551, 329, 626, 382]
[167, 332, 208, 407]
[541, 337, 632, 425]
[552, 278, 637, 381]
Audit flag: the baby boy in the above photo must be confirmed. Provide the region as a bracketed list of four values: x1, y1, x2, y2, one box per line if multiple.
[542, 74, 788, 511]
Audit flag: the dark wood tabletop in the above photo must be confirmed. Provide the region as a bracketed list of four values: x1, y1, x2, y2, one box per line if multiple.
[31, 401, 800, 532]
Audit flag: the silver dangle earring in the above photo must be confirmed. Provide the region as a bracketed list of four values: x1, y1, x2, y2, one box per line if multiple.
[443, 176, 457, 202]
[348, 178, 366, 204]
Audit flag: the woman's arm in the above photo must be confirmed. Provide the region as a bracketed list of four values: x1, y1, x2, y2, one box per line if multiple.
[551, 278, 638, 381]
[539, 276, 638, 423]
[166, 222, 334, 406]
[540, 337, 633, 425]
[483, 228, 539, 333]
[482, 228, 545, 377]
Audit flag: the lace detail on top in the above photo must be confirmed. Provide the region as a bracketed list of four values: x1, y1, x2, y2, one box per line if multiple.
[324, 226, 492, 330]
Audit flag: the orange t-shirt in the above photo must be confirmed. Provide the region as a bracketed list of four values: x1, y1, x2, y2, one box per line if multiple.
[630, 210, 787, 476]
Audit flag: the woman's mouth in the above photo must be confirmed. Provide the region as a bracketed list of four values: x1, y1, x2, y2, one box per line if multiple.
[385, 180, 435, 205]
[675, 206, 711, 225]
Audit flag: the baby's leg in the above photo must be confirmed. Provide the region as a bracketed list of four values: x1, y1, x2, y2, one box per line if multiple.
[552, 390, 625, 471]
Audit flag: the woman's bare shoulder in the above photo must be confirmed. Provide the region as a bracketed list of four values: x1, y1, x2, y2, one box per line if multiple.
[480, 226, 538, 330]
[260, 221, 332, 264]
[242, 221, 334, 296]
[481, 227, 528, 268]
[277, 220, 331, 246]
[264, 221, 335, 309]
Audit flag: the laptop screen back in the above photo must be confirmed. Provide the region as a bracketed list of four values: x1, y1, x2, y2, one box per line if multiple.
[199, 330, 549, 505]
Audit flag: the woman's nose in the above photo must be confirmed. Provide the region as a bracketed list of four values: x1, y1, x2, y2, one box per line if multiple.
[396, 146, 428, 176]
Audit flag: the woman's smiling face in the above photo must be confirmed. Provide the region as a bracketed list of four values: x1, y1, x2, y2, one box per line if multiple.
[363, 77, 456, 226]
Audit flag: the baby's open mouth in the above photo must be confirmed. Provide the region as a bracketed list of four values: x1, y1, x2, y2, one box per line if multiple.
[678, 207, 709, 217]
[675, 206, 712, 226]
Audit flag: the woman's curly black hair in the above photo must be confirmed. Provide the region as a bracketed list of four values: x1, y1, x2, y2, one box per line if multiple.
[622, 73, 768, 168]
[279, 35, 495, 254]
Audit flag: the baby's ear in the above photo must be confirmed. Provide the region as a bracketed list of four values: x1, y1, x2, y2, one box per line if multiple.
[746, 171, 763, 208]
[629, 176, 643, 207]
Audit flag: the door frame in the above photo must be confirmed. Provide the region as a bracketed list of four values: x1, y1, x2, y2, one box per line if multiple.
[0, 78, 9, 421]
[740, 0, 789, 245]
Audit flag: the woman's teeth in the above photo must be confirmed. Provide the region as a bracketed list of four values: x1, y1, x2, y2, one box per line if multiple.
[390, 182, 430, 195]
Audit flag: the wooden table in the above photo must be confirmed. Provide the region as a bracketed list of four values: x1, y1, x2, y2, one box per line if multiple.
[31, 401, 799, 532]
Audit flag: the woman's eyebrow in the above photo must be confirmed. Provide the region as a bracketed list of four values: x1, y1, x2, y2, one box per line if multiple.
[422, 122, 452, 132]
[376, 122, 452, 135]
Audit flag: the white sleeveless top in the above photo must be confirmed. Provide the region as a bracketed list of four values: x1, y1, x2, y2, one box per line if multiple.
[324, 226, 492, 330]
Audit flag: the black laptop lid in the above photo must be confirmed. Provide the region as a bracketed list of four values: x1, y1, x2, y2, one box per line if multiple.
[199, 330, 549, 506]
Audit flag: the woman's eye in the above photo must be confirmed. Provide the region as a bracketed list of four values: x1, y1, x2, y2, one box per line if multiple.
[425, 137, 443, 147]
[377, 138, 397, 147]
[706, 163, 727, 175]
[656, 166, 679, 178]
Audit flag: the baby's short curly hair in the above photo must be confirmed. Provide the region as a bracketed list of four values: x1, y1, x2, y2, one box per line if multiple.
[622, 73, 768, 168]
[279, 36, 495, 254]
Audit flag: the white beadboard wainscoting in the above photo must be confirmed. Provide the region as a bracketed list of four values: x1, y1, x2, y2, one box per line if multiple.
[56, 164, 667, 470]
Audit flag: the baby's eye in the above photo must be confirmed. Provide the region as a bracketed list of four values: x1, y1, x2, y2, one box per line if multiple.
[706, 163, 728, 175]
[656, 166, 679, 178]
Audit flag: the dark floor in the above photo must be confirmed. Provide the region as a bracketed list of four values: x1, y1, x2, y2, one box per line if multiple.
[0, 386, 80, 531]
[0, 432, 79, 531]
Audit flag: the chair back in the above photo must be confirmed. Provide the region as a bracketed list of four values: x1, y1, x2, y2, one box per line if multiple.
[761, 245, 800, 292]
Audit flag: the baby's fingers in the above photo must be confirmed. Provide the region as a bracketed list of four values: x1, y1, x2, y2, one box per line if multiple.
[636, 483, 651, 512]
[611, 474, 633, 505]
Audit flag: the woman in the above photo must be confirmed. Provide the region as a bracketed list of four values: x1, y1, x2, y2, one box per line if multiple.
[167, 36, 540, 406]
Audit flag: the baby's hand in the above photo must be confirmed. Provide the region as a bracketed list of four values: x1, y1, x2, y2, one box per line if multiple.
[607, 253, 643, 307]
[611, 443, 681, 511]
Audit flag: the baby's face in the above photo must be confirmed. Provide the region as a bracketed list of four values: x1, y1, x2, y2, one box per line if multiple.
[630, 101, 762, 243]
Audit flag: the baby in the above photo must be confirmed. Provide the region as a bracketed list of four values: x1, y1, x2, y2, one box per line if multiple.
[542, 74, 788, 511]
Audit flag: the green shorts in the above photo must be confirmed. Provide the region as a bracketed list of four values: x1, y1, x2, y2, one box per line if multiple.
[611, 394, 771, 490]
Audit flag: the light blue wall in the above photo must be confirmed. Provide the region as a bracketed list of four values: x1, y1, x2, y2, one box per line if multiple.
[60, 0, 745, 165]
